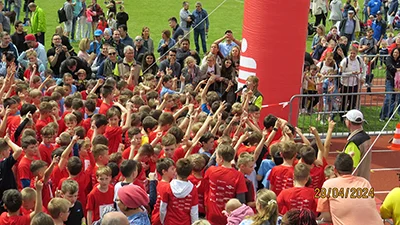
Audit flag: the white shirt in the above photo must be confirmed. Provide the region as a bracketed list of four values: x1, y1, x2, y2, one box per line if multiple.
[339, 56, 365, 87]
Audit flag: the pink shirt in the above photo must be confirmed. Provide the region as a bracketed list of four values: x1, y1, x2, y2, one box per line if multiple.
[317, 175, 382, 225]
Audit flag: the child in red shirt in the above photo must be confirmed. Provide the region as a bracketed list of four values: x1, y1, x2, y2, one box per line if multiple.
[86, 166, 114, 225]
[204, 144, 248, 225]
[277, 163, 318, 216]
[268, 141, 296, 196]
[48, 197, 72, 225]
[160, 158, 198, 225]
[0, 179, 43, 224]
[151, 158, 176, 225]
[148, 112, 174, 143]
[18, 136, 40, 188]
[39, 125, 56, 165]
[99, 85, 114, 115]
[64, 113, 78, 134]
[104, 102, 132, 154]
[20, 187, 48, 215]
[122, 127, 142, 159]
[29, 158, 58, 208]
[187, 154, 207, 217]
[88, 144, 110, 188]
[35, 101, 54, 141]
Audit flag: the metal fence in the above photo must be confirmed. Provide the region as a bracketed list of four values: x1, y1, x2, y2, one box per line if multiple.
[287, 91, 400, 138]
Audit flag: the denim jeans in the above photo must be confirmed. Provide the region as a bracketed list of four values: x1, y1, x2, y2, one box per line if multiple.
[194, 28, 207, 54]
[71, 16, 78, 40]
[14, 6, 21, 21]
[380, 80, 400, 119]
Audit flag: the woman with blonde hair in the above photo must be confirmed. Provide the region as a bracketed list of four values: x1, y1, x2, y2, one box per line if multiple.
[239, 189, 280, 225]
[241, 75, 263, 110]
[182, 56, 201, 85]
[78, 38, 96, 66]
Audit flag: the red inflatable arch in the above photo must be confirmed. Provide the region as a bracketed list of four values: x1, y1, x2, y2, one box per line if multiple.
[239, 0, 310, 127]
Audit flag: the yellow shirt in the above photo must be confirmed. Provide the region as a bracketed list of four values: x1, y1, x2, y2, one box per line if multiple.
[381, 187, 400, 225]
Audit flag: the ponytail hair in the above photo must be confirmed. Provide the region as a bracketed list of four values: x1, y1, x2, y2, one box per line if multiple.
[250, 189, 278, 225]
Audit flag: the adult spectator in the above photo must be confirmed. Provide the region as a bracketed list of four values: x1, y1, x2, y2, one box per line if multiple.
[201, 43, 223, 67]
[181, 56, 201, 85]
[92, 42, 110, 74]
[118, 24, 134, 47]
[17, 49, 46, 78]
[71, 0, 83, 42]
[380, 48, 400, 121]
[338, 10, 356, 52]
[168, 17, 184, 42]
[367, 0, 382, 17]
[0, 53, 16, 77]
[159, 49, 181, 78]
[78, 38, 96, 66]
[14, 0, 22, 21]
[11, 20, 28, 54]
[342, 0, 356, 20]
[213, 30, 241, 58]
[387, 0, 398, 32]
[329, 0, 342, 25]
[114, 45, 141, 84]
[141, 26, 154, 54]
[0, 1, 10, 33]
[180, 1, 192, 39]
[23, 34, 47, 68]
[54, 26, 74, 53]
[200, 54, 220, 91]
[342, 109, 371, 180]
[312, 0, 328, 26]
[0, 32, 19, 59]
[47, 34, 71, 77]
[326, 26, 340, 43]
[101, 211, 129, 225]
[88, 29, 103, 55]
[90, 0, 104, 36]
[116, 5, 128, 28]
[157, 30, 176, 59]
[358, 28, 378, 55]
[380, 187, 400, 225]
[63, 0, 74, 38]
[116, 184, 150, 225]
[110, 30, 125, 58]
[317, 153, 381, 224]
[60, 56, 92, 80]
[103, 28, 113, 45]
[133, 36, 148, 62]
[28, 3, 46, 45]
[339, 46, 365, 119]
[141, 52, 158, 75]
[192, 1, 209, 54]
[176, 38, 200, 67]
[96, 46, 118, 79]
[372, 11, 386, 43]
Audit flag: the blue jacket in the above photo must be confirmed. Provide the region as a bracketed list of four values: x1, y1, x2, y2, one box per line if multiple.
[192, 9, 209, 30]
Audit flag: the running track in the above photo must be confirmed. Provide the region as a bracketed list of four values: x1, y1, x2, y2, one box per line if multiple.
[329, 135, 399, 224]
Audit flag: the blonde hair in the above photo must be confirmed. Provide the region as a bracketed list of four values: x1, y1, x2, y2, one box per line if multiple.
[192, 220, 211, 225]
[79, 38, 91, 51]
[48, 198, 71, 219]
[21, 187, 36, 201]
[26, 50, 37, 58]
[184, 56, 196, 67]
[237, 152, 254, 167]
[249, 189, 278, 225]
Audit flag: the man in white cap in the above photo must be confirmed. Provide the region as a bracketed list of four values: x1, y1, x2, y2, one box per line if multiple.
[342, 109, 371, 180]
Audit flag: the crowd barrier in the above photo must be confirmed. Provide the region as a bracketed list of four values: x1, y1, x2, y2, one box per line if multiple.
[287, 91, 400, 137]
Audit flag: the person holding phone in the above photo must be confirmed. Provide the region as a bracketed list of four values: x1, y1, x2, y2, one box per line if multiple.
[47, 34, 71, 78]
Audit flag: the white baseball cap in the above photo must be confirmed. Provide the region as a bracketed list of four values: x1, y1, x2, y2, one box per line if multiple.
[342, 109, 365, 124]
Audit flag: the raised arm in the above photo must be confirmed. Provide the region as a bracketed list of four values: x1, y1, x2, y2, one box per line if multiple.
[43, 156, 59, 183]
[324, 120, 335, 159]
[59, 135, 79, 171]
[310, 126, 325, 162]
[30, 178, 43, 219]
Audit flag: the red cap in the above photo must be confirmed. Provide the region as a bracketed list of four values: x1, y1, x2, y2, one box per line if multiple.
[24, 34, 36, 43]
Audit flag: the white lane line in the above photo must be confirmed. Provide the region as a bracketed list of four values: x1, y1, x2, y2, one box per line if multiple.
[371, 168, 400, 171]
[329, 149, 398, 154]
[374, 191, 391, 194]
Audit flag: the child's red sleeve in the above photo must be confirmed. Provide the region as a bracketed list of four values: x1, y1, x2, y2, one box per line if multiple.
[86, 192, 95, 211]
[236, 173, 248, 194]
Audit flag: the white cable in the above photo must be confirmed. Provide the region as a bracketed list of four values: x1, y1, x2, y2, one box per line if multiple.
[352, 102, 400, 175]
[142, 0, 230, 74]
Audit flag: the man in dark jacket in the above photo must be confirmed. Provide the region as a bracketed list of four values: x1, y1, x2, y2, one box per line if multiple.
[60, 56, 92, 80]
[339, 10, 356, 52]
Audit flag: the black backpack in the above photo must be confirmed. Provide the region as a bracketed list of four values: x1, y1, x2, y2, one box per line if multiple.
[58, 7, 67, 23]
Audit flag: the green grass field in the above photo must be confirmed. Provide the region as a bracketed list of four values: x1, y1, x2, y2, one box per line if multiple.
[32, 0, 244, 52]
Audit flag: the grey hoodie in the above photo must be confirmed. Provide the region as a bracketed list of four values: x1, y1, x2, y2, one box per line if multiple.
[159, 179, 199, 224]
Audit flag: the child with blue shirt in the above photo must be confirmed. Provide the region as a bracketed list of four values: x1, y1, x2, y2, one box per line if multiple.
[257, 143, 283, 189]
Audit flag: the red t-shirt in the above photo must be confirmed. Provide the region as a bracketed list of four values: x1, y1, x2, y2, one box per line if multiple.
[38, 143, 54, 165]
[50, 165, 69, 193]
[18, 157, 35, 182]
[309, 157, 328, 189]
[35, 117, 52, 140]
[86, 185, 114, 222]
[151, 181, 170, 225]
[82, 117, 91, 132]
[104, 126, 122, 154]
[20, 206, 48, 216]
[58, 171, 91, 212]
[277, 187, 318, 216]
[161, 182, 198, 225]
[268, 165, 294, 196]
[236, 145, 256, 157]
[122, 146, 138, 160]
[0, 212, 30, 224]
[204, 166, 248, 225]
[99, 101, 113, 115]
[6, 115, 21, 144]
[188, 175, 206, 214]
[30, 177, 52, 208]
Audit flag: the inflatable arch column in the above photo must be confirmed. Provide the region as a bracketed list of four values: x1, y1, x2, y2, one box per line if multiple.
[239, 0, 310, 127]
